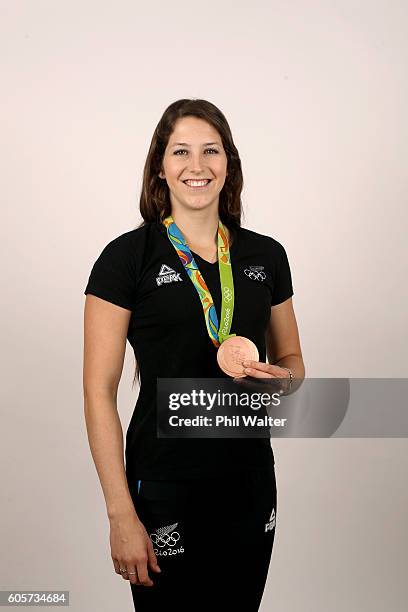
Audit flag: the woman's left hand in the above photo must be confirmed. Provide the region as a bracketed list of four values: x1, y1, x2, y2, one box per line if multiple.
[241, 360, 290, 380]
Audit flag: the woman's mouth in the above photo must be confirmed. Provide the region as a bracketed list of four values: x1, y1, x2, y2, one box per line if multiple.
[183, 179, 212, 189]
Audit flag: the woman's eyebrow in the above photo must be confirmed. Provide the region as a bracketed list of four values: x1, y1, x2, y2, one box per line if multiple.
[170, 141, 221, 148]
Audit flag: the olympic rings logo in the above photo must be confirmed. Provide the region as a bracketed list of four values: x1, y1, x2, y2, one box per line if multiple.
[244, 269, 266, 281]
[150, 531, 181, 547]
[223, 287, 233, 302]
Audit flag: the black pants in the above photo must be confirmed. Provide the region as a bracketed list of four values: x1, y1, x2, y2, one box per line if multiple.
[129, 464, 277, 612]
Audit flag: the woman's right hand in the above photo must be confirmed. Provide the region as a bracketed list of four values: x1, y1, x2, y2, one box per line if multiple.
[109, 510, 161, 586]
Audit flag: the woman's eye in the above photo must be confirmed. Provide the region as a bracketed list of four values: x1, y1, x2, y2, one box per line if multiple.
[173, 148, 219, 155]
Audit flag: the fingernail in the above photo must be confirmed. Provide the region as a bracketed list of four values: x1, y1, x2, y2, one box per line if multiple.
[242, 360, 250, 366]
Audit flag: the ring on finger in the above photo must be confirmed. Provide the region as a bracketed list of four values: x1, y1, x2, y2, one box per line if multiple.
[120, 568, 137, 576]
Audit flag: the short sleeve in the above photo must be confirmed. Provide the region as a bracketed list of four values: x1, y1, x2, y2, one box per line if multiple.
[270, 241, 294, 306]
[84, 233, 137, 311]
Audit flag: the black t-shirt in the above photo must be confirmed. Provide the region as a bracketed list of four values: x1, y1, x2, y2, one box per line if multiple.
[84, 221, 294, 480]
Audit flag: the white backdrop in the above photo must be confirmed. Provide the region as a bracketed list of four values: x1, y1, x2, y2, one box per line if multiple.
[1, 1, 407, 610]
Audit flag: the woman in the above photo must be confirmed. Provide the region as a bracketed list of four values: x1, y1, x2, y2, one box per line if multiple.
[83, 98, 305, 611]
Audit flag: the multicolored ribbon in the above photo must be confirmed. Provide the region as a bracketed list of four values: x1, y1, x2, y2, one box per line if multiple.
[162, 215, 236, 348]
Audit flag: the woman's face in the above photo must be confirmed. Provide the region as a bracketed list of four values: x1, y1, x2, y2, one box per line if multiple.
[159, 116, 228, 214]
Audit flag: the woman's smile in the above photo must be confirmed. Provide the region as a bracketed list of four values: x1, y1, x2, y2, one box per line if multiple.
[183, 179, 213, 189]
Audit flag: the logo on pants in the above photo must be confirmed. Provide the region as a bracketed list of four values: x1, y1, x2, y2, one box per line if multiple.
[149, 522, 185, 556]
[265, 508, 276, 532]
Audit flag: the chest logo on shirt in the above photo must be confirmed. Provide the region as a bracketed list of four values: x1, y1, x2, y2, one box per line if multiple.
[156, 264, 183, 286]
[244, 266, 266, 282]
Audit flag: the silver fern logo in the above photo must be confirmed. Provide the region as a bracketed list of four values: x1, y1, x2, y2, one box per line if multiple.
[244, 266, 266, 282]
[149, 522, 185, 556]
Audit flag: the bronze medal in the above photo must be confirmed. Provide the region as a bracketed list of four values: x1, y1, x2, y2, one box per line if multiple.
[216, 335, 259, 378]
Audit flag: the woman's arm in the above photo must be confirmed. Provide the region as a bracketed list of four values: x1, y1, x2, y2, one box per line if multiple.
[266, 297, 305, 381]
[242, 297, 305, 394]
[83, 294, 161, 585]
[83, 294, 135, 519]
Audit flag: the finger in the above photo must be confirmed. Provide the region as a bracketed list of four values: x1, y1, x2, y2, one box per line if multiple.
[147, 537, 161, 574]
[243, 361, 276, 378]
[112, 558, 122, 575]
[126, 565, 140, 586]
[136, 557, 154, 587]
[119, 564, 129, 580]
[244, 369, 275, 378]
[243, 361, 288, 378]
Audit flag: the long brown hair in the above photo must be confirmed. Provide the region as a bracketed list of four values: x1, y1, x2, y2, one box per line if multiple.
[132, 98, 245, 388]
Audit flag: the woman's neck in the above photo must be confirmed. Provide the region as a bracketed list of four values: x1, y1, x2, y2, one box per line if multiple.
[171, 208, 229, 249]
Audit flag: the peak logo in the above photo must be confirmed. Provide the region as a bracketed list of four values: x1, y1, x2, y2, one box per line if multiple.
[156, 264, 183, 286]
[265, 507, 276, 532]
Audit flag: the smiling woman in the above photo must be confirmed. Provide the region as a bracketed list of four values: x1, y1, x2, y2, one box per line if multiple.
[158, 117, 229, 213]
[83, 98, 305, 612]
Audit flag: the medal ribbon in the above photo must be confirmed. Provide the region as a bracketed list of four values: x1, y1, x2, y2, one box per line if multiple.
[162, 215, 236, 348]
